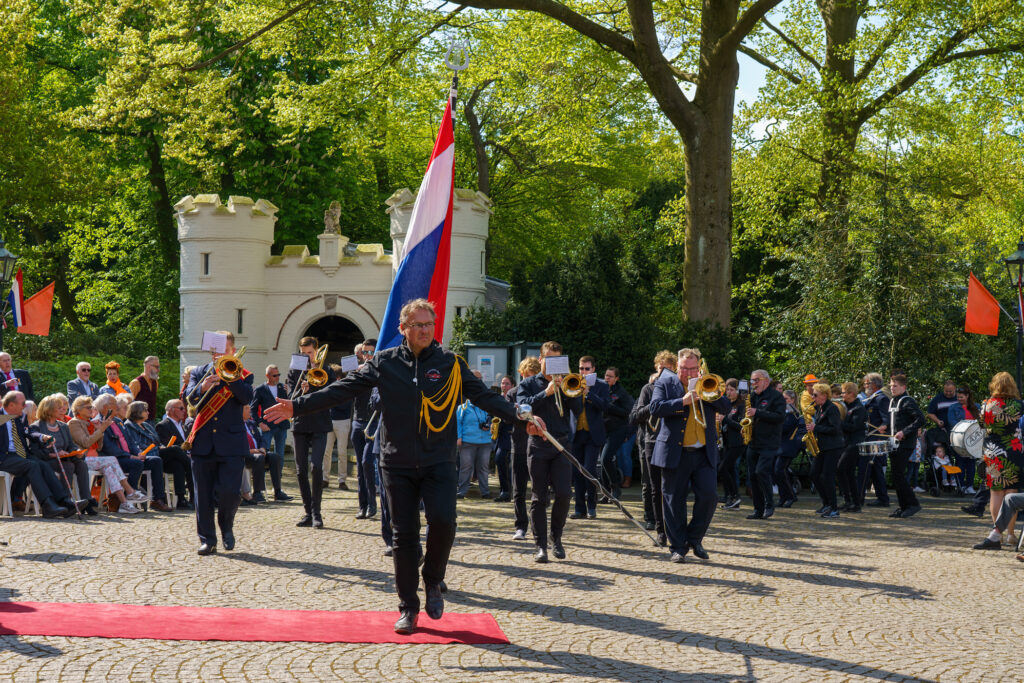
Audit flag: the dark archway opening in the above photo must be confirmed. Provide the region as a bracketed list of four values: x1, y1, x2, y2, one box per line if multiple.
[303, 316, 365, 368]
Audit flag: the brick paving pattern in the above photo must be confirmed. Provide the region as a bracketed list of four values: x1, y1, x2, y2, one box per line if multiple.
[0, 476, 1018, 681]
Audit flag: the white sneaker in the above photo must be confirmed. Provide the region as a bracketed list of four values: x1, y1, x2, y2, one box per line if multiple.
[912, 486, 925, 493]
[127, 491, 149, 502]
[118, 502, 141, 514]
[966, 486, 977, 495]
[513, 528, 527, 541]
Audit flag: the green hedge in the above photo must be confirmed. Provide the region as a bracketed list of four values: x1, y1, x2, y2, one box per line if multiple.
[20, 356, 179, 414]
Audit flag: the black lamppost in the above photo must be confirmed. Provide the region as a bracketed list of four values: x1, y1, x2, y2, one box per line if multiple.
[1002, 239, 1024, 390]
[0, 239, 20, 351]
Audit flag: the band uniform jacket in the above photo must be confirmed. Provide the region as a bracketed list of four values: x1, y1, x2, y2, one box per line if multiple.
[864, 391, 891, 440]
[628, 382, 658, 454]
[888, 393, 925, 439]
[251, 382, 291, 431]
[719, 399, 747, 450]
[747, 387, 786, 450]
[603, 383, 635, 434]
[286, 367, 334, 433]
[648, 371, 731, 469]
[291, 339, 516, 469]
[185, 362, 255, 457]
[575, 378, 610, 446]
[516, 374, 582, 443]
[811, 400, 845, 452]
[67, 377, 100, 404]
[842, 399, 867, 446]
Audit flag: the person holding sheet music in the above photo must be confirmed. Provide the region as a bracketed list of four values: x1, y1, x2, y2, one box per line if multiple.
[286, 336, 334, 530]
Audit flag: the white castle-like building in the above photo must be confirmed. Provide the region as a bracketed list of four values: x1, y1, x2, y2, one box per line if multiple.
[174, 189, 508, 374]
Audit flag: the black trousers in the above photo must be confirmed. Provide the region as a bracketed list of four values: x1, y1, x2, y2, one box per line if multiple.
[529, 436, 572, 548]
[159, 446, 193, 500]
[351, 421, 377, 510]
[773, 454, 796, 503]
[746, 446, 777, 513]
[661, 448, 717, 553]
[2, 452, 66, 503]
[811, 447, 842, 509]
[719, 445, 744, 499]
[572, 437, 602, 515]
[837, 445, 864, 505]
[191, 453, 244, 546]
[857, 452, 890, 504]
[380, 461, 457, 614]
[511, 441, 530, 532]
[293, 431, 327, 514]
[599, 426, 629, 498]
[890, 439, 920, 510]
[494, 444, 512, 496]
[640, 441, 655, 521]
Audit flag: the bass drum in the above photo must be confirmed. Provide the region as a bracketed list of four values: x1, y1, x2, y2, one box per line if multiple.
[950, 419, 984, 459]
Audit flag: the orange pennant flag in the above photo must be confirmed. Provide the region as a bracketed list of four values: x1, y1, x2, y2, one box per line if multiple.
[17, 282, 55, 336]
[965, 273, 1000, 336]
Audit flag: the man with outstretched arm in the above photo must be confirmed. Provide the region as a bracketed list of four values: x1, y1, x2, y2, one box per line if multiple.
[265, 298, 541, 635]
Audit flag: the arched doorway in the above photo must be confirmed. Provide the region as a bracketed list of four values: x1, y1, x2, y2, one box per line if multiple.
[302, 316, 366, 367]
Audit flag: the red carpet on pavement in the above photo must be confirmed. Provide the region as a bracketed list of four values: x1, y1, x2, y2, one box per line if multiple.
[0, 602, 508, 644]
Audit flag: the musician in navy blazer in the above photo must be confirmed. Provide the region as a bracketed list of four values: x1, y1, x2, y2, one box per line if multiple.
[184, 331, 255, 555]
[649, 348, 731, 562]
[571, 355, 609, 518]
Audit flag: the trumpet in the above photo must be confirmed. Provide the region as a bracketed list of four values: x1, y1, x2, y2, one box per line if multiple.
[290, 344, 329, 399]
[188, 346, 248, 410]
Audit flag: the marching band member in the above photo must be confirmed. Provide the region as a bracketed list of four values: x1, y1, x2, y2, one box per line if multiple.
[837, 382, 867, 512]
[184, 331, 254, 555]
[286, 337, 334, 529]
[806, 382, 845, 518]
[859, 373, 891, 508]
[629, 351, 677, 545]
[517, 342, 581, 562]
[265, 299, 530, 634]
[799, 374, 818, 420]
[570, 355, 609, 520]
[509, 357, 541, 540]
[718, 379, 746, 511]
[648, 348, 730, 563]
[744, 370, 785, 520]
[886, 374, 925, 519]
[776, 390, 805, 507]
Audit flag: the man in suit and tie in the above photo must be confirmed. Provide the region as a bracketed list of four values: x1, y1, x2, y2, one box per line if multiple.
[0, 353, 33, 403]
[67, 362, 100, 405]
[570, 355, 609, 520]
[250, 364, 291, 501]
[155, 399, 195, 510]
[185, 331, 255, 555]
[0, 391, 83, 517]
[649, 347, 731, 563]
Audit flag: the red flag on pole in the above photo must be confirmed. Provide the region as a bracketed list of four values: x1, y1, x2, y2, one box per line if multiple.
[965, 273, 1000, 336]
[17, 282, 55, 336]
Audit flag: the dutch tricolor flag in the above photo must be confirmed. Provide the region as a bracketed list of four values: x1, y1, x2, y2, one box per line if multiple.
[377, 95, 455, 351]
[6, 269, 24, 328]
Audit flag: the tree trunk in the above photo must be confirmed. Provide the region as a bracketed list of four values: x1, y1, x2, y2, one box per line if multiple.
[25, 221, 83, 331]
[144, 129, 178, 269]
[818, 0, 860, 220]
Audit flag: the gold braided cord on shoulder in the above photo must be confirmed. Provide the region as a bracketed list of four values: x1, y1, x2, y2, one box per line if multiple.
[419, 356, 466, 433]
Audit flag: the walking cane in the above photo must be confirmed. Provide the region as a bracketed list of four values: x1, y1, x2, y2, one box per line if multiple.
[45, 436, 82, 520]
[516, 405, 668, 553]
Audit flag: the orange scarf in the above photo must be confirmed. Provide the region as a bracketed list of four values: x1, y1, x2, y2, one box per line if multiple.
[106, 379, 128, 395]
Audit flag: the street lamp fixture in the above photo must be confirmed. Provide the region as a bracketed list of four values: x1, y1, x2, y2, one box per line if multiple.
[1002, 238, 1024, 390]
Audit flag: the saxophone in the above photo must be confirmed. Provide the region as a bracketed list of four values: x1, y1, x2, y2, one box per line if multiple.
[803, 411, 820, 457]
[740, 391, 754, 445]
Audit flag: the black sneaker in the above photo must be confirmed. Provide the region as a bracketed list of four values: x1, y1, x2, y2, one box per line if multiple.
[867, 499, 890, 507]
[725, 497, 741, 510]
[274, 491, 293, 501]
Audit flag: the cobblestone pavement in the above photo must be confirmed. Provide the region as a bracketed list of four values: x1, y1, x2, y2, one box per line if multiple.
[0, 474, 1019, 681]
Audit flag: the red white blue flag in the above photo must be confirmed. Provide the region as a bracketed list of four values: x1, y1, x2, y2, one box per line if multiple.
[5, 269, 24, 328]
[378, 96, 455, 351]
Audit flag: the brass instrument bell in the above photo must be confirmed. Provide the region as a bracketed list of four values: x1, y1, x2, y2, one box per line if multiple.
[306, 344, 330, 388]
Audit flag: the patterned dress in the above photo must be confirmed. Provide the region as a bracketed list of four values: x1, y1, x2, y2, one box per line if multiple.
[980, 397, 1024, 491]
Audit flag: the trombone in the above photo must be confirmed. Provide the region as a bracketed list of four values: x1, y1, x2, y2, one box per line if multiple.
[554, 372, 585, 416]
[290, 344, 329, 399]
[187, 346, 248, 411]
[690, 359, 724, 428]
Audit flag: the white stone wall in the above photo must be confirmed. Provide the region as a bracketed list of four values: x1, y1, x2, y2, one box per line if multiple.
[176, 189, 492, 378]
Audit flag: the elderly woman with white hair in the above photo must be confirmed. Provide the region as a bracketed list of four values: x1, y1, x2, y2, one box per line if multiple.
[67, 395, 146, 513]
[30, 394, 98, 515]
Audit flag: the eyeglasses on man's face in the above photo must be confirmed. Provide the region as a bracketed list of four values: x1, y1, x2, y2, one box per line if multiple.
[405, 322, 435, 330]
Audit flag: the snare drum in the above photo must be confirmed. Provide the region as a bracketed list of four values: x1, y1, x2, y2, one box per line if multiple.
[858, 440, 890, 457]
[950, 419, 984, 459]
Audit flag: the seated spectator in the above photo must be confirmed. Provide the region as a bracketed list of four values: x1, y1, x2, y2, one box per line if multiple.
[68, 395, 146, 513]
[67, 362, 100, 404]
[30, 394, 99, 515]
[124, 400, 191, 510]
[0, 353, 34, 401]
[931, 444, 961, 488]
[53, 393, 73, 422]
[98, 361, 132, 397]
[103, 394, 170, 511]
[239, 404, 267, 505]
[974, 490, 1024, 551]
[23, 400, 36, 425]
[0, 391, 82, 518]
[178, 365, 195, 409]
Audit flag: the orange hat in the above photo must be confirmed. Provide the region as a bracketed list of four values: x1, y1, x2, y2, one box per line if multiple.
[803, 374, 819, 384]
